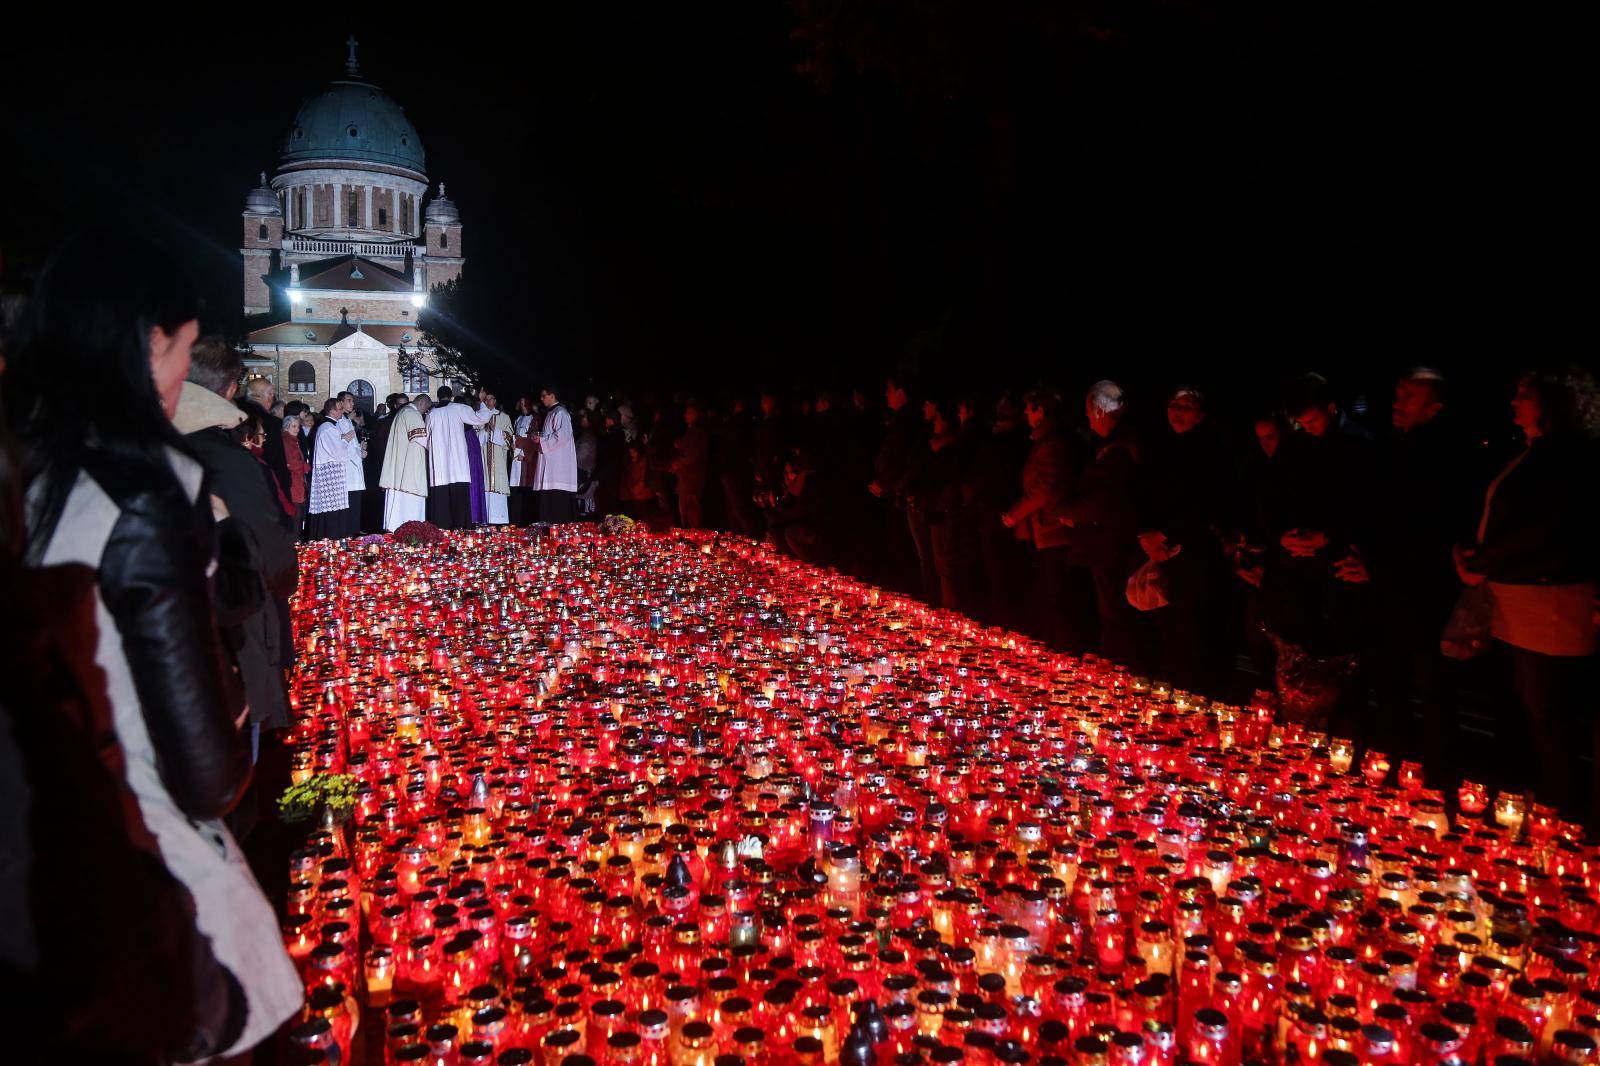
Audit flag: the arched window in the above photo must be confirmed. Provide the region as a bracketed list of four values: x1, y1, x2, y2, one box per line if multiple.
[346, 378, 375, 414]
[440, 231, 449, 250]
[258, 222, 268, 241]
[287, 360, 316, 394]
[348, 189, 359, 226]
[403, 363, 430, 393]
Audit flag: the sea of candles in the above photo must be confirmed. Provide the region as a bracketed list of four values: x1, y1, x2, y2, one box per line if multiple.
[281, 526, 1600, 1066]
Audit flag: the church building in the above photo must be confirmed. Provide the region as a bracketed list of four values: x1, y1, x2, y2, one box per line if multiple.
[240, 37, 464, 412]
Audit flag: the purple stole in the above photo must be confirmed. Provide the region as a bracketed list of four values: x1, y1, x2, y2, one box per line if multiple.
[464, 425, 487, 525]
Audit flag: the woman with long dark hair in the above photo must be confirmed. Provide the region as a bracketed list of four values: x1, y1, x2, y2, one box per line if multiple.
[3, 232, 302, 1059]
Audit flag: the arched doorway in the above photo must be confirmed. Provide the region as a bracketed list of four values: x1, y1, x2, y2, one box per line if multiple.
[346, 378, 375, 414]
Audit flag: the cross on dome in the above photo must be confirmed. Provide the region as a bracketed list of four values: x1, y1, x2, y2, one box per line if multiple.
[345, 35, 360, 76]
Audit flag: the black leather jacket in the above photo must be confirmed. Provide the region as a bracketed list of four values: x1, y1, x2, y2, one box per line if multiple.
[85, 453, 250, 820]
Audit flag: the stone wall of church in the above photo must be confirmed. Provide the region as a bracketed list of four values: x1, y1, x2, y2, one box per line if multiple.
[293, 296, 422, 327]
[243, 250, 274, 315]
[268, 349, 409, 410]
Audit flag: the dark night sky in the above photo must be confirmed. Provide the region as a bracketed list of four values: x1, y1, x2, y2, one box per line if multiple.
[0, 7, 1583, 419]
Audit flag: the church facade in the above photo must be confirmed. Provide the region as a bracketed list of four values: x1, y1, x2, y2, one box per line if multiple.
[240, 38, 464, 412]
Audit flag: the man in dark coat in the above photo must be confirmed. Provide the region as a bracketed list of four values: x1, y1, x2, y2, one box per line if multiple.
[362, 393, 404, 533]
[241, 376, 290, 498]
[751, 391, 789, 496]
[971, 393, 1032, 629]
[713, 397, 759, 535]
[179, 341, 297, 736]
[1359, 369, 1475, 780]
[1137, 387, 1233, 696]
[869, 377, 926, 595]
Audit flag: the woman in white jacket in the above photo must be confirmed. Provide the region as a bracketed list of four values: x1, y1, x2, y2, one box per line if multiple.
[5, 234, 301, 1061]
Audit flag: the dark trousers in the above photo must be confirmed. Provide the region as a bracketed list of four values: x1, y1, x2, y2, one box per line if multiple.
[1155, 545, 1227, 697]
[1032, 546, 1094, 652]
[678, 493, 703, 529]
[931, 520, 980, 615]
[1367, 586, 1457, 785]
[907, 504, 941, 604]
[427, 482, 471, 529]
[978, 522, 1026, 630]
[509, 486, 536, 526]
[360, 485, 384, 533]
[1506, 643, 1593, 821]
[536, 490, 577, 524]
[1090, 560, 1145, 670]
[720, 475, 760, 536]
[346, 489, 365, 533]
[878, 501, 918, 596]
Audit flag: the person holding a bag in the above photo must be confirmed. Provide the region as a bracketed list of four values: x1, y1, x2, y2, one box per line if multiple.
[1454, 367, 1598, 822]
[1002, 386, 1089, 651]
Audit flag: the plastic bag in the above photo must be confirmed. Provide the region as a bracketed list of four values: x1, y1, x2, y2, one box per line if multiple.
[1126, 559, 1169, 612]
[1440, 585, 1493, 660]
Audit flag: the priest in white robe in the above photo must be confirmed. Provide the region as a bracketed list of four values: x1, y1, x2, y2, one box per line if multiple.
[479, 391, 515, 526]
[308, 398, 360, 540]
[381, 394, 432, 531]
[425, 385, 494, 529]
[532, 385, 579, 524]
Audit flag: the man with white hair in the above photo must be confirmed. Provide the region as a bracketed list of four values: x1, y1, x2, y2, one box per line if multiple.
[241, 374, 291, 498]
[1060, 379, 1147, 668]
[1362, 366, 1470, 784]
[1138, 384, 1231, 695]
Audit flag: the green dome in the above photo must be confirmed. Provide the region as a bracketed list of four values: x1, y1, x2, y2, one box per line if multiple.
[281, 75, 426, 176]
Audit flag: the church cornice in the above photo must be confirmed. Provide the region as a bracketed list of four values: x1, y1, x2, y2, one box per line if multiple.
[275, 161, 427, 185]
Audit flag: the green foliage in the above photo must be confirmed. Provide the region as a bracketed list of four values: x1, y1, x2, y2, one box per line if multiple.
[277, 772, 358, 824]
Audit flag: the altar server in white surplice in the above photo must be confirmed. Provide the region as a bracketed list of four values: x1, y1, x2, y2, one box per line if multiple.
[380, 394, 432, 531]
[478, 391, 515, 525]
[308, 397, 361, 540]
[532, 385, 579, 524]
[425, 385, 493, 529]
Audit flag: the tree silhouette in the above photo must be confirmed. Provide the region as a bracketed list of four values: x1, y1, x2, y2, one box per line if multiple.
[397, 277, 485, 392]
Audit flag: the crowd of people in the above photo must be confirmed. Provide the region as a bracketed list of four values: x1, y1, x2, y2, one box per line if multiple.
[265, 380, 582, 541]
[556, 369, 1597, 829]
[0, 232, 1596, 1059]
